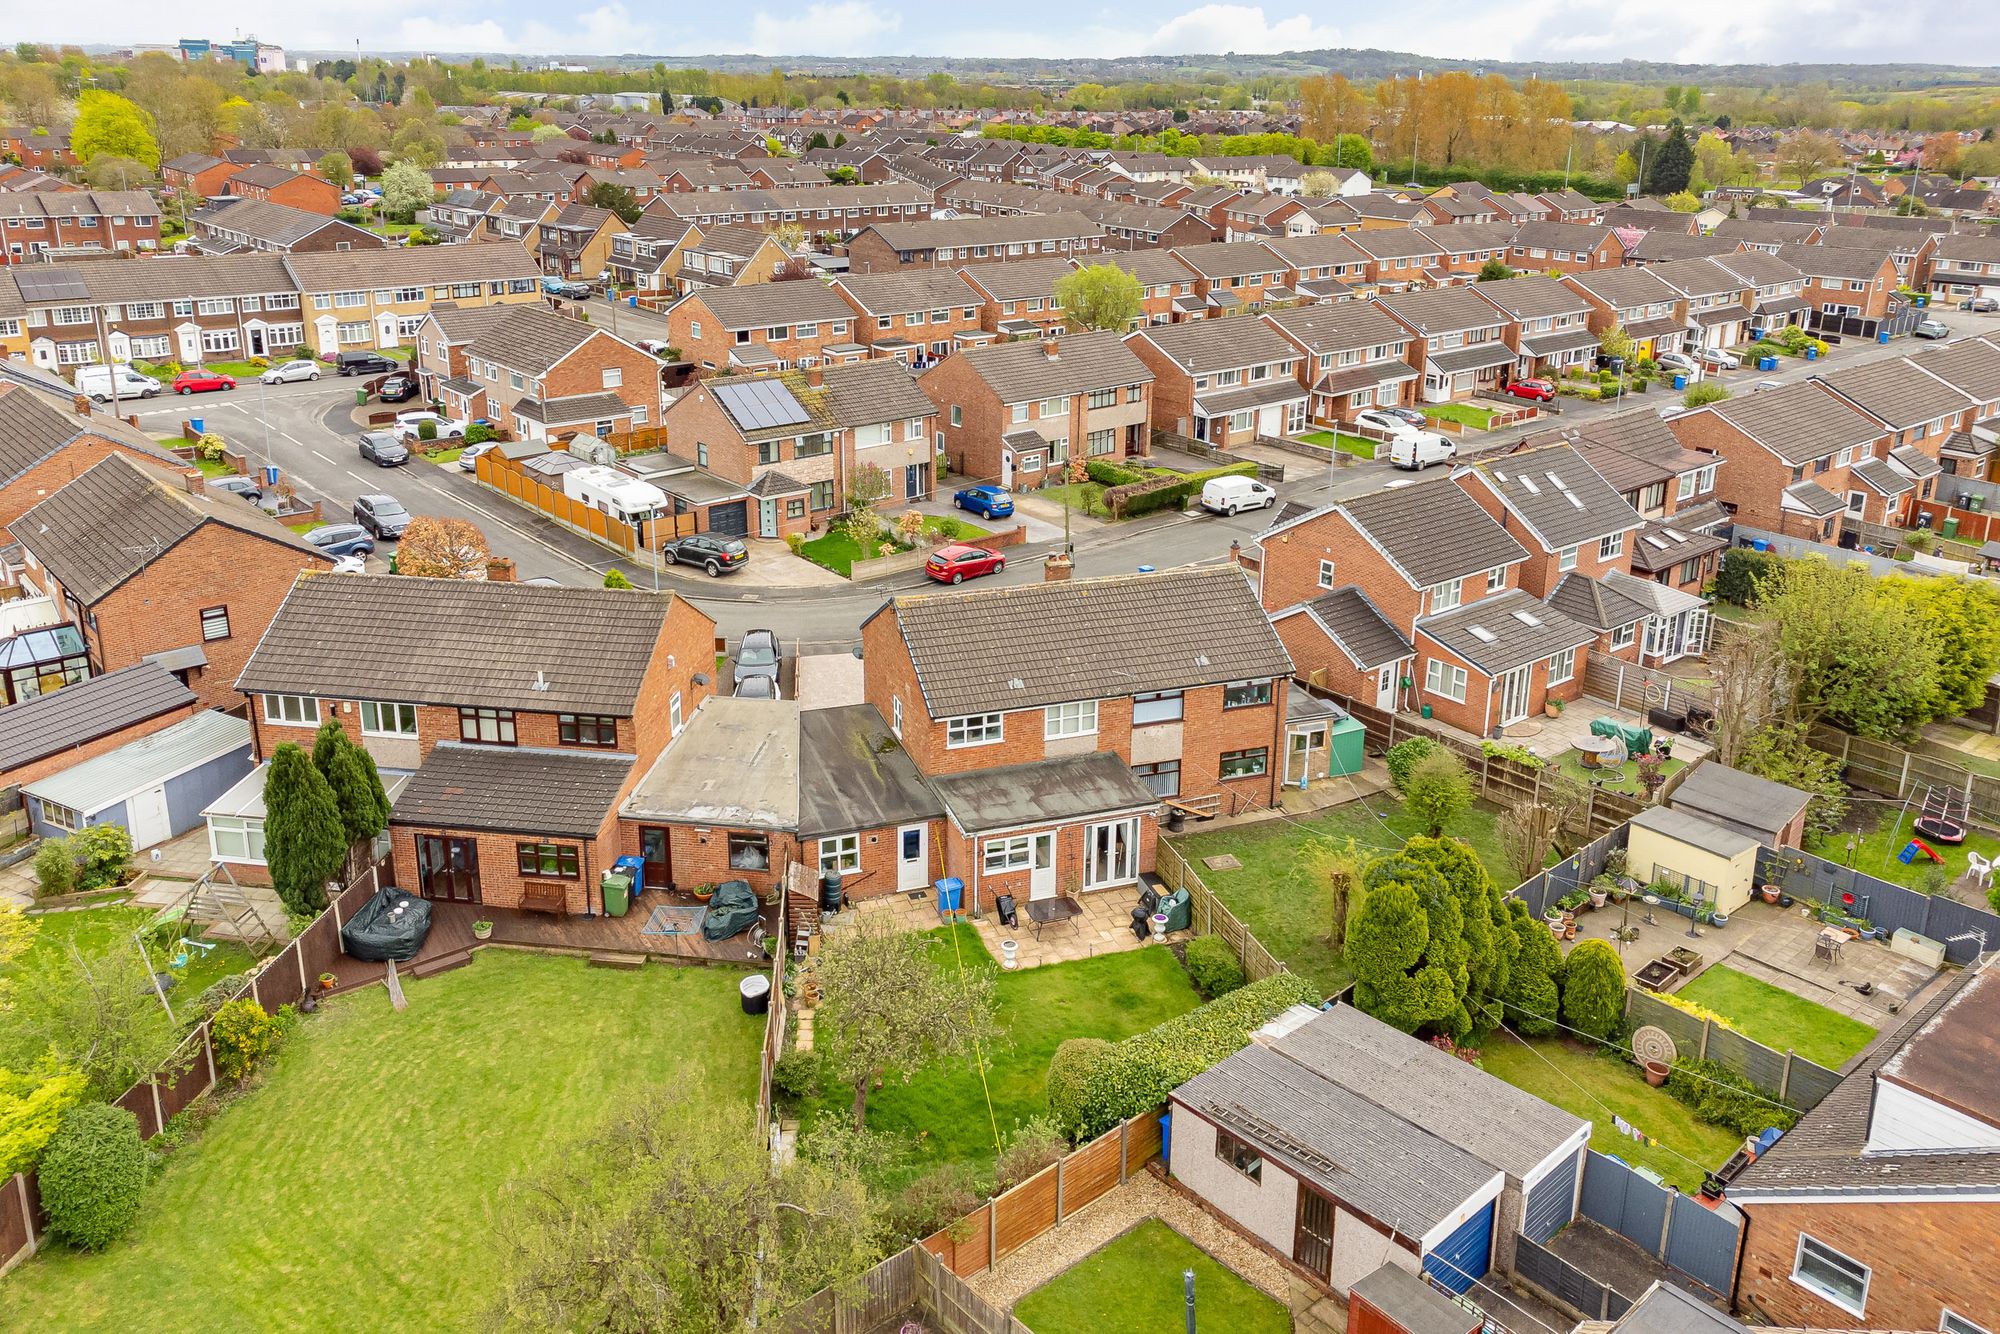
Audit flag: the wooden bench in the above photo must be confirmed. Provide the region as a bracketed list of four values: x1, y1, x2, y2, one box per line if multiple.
[520, 882, 568, 917]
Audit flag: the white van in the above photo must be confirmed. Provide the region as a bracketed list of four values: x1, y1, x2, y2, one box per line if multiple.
[73, 364, 160, 402]
[1389, 433, 1457, 471]
[1200, 475, 1277, 516]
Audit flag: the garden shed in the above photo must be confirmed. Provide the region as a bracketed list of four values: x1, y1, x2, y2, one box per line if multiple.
[1667, 759, 1811, 849]
[23, 710, 252, 848]
[1626, 805, 1759, 916]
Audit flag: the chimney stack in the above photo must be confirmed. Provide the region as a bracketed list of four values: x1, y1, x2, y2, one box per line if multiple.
[1043, 337, 1060, 360]
[806, 365, 825, 388]
[485, 557, 517, 583]
[1043, 552, 1073, 582]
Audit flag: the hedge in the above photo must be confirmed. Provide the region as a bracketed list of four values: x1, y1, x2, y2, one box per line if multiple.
[1108, 462, 1258, 519]
[1663, 1056, 1799, 1139]
[1083, 458, 1144, 487]
[1183, 934, 1247, 999]
[38, 1102, 147, 1251]
[1384, 736, 1444, 792]
[1046, 971, 1321, 1140]
[1714, 547, 1781, 606]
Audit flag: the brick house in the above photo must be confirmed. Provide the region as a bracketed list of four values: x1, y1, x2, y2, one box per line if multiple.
[1903, 336, 2000, 478]
[537, 203, 621, 280]
[285, 247, 546, 363]
[1168, 240, 1291, 316]
[861, 567, 1291, 905]
[1647, 257, 1756, 355]
[1545, 409, 1729, 596]
[0, 384, 203, 538]
[0, 661, 197, 791]
[1262, 301, 1418, 426]
[1339, 228, 1452, 291]
[1711, 249, 1815, 333]
[162, 153, 239, 200]
[1729, 960, 2000, 1334]
[1927, 232, 2000, 305]
[1375, 286, 1519, 403]
[1468, 274, 1600, 382]
[1505, 221, 1626, 274]
[1429, 223, 1527, 282]
[191, 199, 385, 255]
[477, 197, 561, 255]
[1092, 249, 1202, 325]
[659, 360, 939, 536]
[1125, 318, 1308, 445]
[643, 184, 932, 244]
[231, 575, 715, 915]
[0, 191, 160, 264]
[668, 281, 864, 373]
[1561, 266, 1689, 363]
[846, 213, 1106, 274]
[415, 303, 665, 440]
[1814, 355, 1983, 489]
[832, 269, 988, 365]
[674, 223, 795, 294]
[954, 256, 1077, 339]
[14, 455, 332, 711]
[1818, 222, 1938, 288]
[1258, 233, 1373, 304]
[920, 330, 1152, 487]
[605, 214, 700, 294]
[1454, 443, 1645, 598]
[1775, 242, 1901, 323]
[223, 165, 342, 216]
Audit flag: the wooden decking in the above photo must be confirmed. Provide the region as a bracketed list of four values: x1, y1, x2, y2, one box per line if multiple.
[322, 891, 776, 996]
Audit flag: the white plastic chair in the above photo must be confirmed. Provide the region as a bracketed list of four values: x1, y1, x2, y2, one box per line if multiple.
[1968, 850, 1993, 890]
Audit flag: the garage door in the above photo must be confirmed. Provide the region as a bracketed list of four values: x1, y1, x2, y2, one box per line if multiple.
[707, 501, 748, 538]
[1524, 1147, 1585, 1244]
[1422, 1200, 1494, 1294]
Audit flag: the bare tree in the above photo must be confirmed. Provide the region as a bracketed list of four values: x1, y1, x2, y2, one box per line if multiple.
[1706, 620, 1780, 767]
[1774, 130, 1843, 189]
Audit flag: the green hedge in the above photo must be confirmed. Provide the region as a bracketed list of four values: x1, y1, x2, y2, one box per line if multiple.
[1663, 1056, 1799, 1139]
[1084, 458, 1144, 487]
[38, 1102, 147, 1251]
[1714, 547, 1781, 606]
[1384, 736, 1443, 792]
[1113, 462, 1258, 519]
[1183, 934, 1247, 999]
[1046, 971, 1321, 1140]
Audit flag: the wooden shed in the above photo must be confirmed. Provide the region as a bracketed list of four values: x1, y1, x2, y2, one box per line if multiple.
[1626, 805, 1760, 916]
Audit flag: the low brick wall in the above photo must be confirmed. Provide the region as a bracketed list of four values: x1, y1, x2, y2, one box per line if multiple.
[849, 524, 1029, 583]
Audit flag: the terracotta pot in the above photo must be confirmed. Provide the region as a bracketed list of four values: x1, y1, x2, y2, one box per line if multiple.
[1644, 1060, 1670, 1087]
[318, 973, 336, 992]
[1760, 884, 1782, 904]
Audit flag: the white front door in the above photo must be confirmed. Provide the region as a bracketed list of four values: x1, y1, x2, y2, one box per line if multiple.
[1000, 448, 1014, 488]
[126, 785, 173, 849]
[1499, 666, 1532, 727]
[1376, 665, 1397, 711]
[896, 823, 927, 892]
[1028, 832, 1057, 900]
[1083, 818, 1139, 890]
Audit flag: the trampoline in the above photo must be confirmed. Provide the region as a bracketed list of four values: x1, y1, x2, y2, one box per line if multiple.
[1912, 785, 1969, 845]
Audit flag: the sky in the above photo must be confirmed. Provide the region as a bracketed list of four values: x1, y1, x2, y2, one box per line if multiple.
[18, 1, 2000, 68]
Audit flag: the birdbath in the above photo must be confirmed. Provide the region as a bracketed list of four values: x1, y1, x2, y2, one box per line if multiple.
[1001, 939, 1019, 970]
[1150, 913, 1169, 942]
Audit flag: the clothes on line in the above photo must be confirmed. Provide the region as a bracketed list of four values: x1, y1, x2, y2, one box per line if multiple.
[1612, 1114, 1661, 1148]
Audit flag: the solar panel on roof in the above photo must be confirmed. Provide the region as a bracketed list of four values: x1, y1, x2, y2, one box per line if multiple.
[14, 268, 89, 302]
[713, 379, 809, 430]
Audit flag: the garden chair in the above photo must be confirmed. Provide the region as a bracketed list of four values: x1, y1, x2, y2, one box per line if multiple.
[1967, 850, 1993, 890]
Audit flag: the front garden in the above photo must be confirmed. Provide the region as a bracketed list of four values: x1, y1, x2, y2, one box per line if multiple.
[1423, 401, 1495, 429]
[798, 513, 991, 577]
[1295, 429, 1378, 460]
[1013, 1219, 1289, 1334]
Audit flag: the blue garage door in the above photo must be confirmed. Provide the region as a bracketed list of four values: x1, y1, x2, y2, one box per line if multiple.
[1422, 1200, 1495, 1294]
[1524, 1146, 1585, 1243]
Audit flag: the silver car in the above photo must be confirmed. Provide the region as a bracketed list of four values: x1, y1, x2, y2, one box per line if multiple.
[260, 359, 322, 384]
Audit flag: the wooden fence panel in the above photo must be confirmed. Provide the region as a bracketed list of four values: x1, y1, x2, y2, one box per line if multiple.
[1059, 1132, 1122, 1216]
[832, 1245, 916, 1334]
[1122, 1109, 1163, 1177]
[917, 1247, 1027, 1334]
[923, 1202, 992, 1278]
[114, 1078, 161, 1141]
[992, 1164, 1059, 1264]
[0, 1171, 39, 1276]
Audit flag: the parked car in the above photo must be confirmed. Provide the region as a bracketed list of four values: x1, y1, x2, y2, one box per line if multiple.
[925, 544, 1005, 584]
[659, 532, 749, 576]
[1353, 408, 1423, 438]
[330, 554, 368, 574]
[1694, 348, 1741, 371]
[1655, 350, 1699, 374]
[456, 439, 497, 472]
[301, 522, 376, 558]
[376, 374, 420, 404]
[1967, 297, 1999, 313]
[73, 364, 160, 402]
[394, 411, 466, 441]
[335, 351, 397, 377]
[1377, 406, 1429, 428]
[172, 369, 235, 395]
[734, 674, 781, 700]
[358, 432, 409, 467]
[953, 485, 1014, 519]
[260, 359, 322, 384]
[1502, 378, 1556, 402]
[1915, 319, 1952, 340]
[1199, 475, 1276, 516]
[732, 629, 782, 693]
[352, 494, 410, 539]
[1389, 433, 1457, 471]
[206, 474, 263, 505]
[637, 338, 672, 356]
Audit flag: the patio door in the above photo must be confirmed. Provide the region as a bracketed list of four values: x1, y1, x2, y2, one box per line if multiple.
[1294, 1185, 1335, 1283]
[1028, 832, 1057, 900]
[638, 826, 670, 895]
[896, 823, 928, 892]
[1083, 818, 1139, 890]
[1499, 666, 1532, 727]
[416, 835, 481, 904]
[1285, 726, 1324, 787]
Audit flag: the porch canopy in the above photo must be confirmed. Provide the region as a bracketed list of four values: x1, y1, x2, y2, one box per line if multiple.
[1193, 379, 1308, 419]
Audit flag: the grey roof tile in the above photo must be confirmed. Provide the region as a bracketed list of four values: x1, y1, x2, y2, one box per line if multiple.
[1338, 477, 1528, 587]
[943, 329, 1151, 405]
[1297, 587, 1413, 669]
[1417, 587, 1596, 674]
[1469, 442, 1645, 550]
[1702, 381, 1884, 465]
[1130, 318, 1299, 375]
[1817, 358, 1978, 430]
[1546, 572, 1652, 631]
[390, 743, 634, 839]
[0, 662, 194, 773]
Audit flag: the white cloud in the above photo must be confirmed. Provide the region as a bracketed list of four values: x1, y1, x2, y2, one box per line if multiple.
[749, 2, 903, 56]
[1136, 6, 1341, 55]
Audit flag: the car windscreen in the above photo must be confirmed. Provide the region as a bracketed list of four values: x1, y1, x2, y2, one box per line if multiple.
[738, 643, 776, 666]
[374, 500, 410, 519]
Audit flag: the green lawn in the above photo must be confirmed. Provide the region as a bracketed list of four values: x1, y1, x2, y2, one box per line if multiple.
[135, 359, 270, 382]
[1478, 1037, 1741, 1192]
[798, 516, 993, 577]
[1295, 429, 1379, 460]
[424, 446, 466, 466]
[1547, 750, 1685, 798]
[794, 927, 1199, 1184]
[1675, 966, 1876, 1069]
[1168, 800, 1510, 996]
[1834, 809, 2000, 894]
[1034, 481, 1113, 517]
[3, 952, 763, 1332]
[1014, 1219, 1290, 1334]
[191, 456, 236, 478]
[1424, 402, 1495, 429]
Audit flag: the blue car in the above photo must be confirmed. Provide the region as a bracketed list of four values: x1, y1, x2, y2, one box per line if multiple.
[954, 485, 1015, 520]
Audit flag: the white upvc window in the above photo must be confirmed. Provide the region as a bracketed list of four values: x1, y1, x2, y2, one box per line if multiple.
[947, 713, 1004, 747]
[1429, 578, 1463, 612]
[1548, 648, 1576, 685]
[1942, 1312, 1992, 1334]
[1318, 559, 1336, 589]
[982, 835, 1033, 872]
[1611, 622, 1637, 650]
[1792, 1234, 1868, 1317]
[1558, 545, 1579, 572]
[890, 695, 903, 737]
[360, 701, 418, 737]
[208, 815, 267, 864]
[263, 694, 320, 726]
[1598, 533, 1624, 560]
[1045, 700, 1098, 739]
[1424, 659, 1468, 703]
[669, 691, 683, 736]
[818, 834, 860, 876]
[1485, 566, 1506, 592]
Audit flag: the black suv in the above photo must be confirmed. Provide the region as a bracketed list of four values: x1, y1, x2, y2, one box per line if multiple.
[659, 532, 749, 577]
[336, 351, 398, 377]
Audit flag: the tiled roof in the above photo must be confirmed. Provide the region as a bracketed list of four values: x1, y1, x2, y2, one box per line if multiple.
[947, 330, 1151, 405]
[1546, 572, 1653, 631]
[1087, 249, 1192, 287]
[1903, 336, 2000, 405]
[834, 268, 980, 316]
[1295, 587, 1413, 669]
[1418, 587, 1596, 675]
[0, 662, 194, 773]
[236, 574, 679, 715]
[1818, 358, 1978, 430]
[1471, 443, 1645, 550]
[860, 211, 1104, 251]
[878, 565, 1290, 718]
[1628, 507, 1729, 573]
[1562, 265, 1681, 311]
[1327, 477, 1527, 588]
[390, 743, 634, 839]
[1376, 284, 1512, 335]
[1707, 249, 1806, 291]
[1258, 232, 1370, 272]
[955, 255, 1076, 303]
[1774, 241, 1894, 282]
[1783, 479, 1846, 517]
[1646, 256, 1748, 299]
[1170, 240, 1282, 280]
[1467, 274, 1593, 322]
[1129, 317, 1297, 375]
[193, 198, 373, 249]
[1701, 381, 1883, 466]
[1263, 300, 1408, 354]
[17, 455, 322, 606]
[686, 281, 856, 330]
[463, 304, 598, 374]
[285, 244, 541, 293]
[513, 390, 633, 425]
[1426, 342, 1516, 375]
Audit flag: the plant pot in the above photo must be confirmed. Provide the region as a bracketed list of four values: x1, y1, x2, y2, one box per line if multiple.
[693, 885, 715, 904]
[1001, 939, 1019, 970]
[1545, 703, 1563, 719]
[1760, 884, 1782, 904]
[318, 972, 336, 992]
[1589, 890, 1608, 909]
[1150, 913, 1169, 942]
[472, 921, 493, 941]
[1644, 1060, 1670, 1087]
[1709, 911, 1729, 927]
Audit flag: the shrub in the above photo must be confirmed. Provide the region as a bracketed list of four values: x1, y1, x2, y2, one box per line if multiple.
[1045, 972, 1320, 1140]
[70, 824, 134, 891]
[1384, 736, 1443, 791]
[1559, 939, 1626, 1041]
[1183, 934, 1247, 999]
[210, 998, 279, 1084]
[784, 532, 806, 556]
[1082, 458, 1143, 487]
[883, 1162, 983, 1241]
[601, 569, 633, 589]
[1683, 382, 1730, 409]
[1402, 749, 1472, 838]
[417, 418, 438, 442]
[771, 1048, 823, 1100]
[1713, 547, 1781, 606]
[192, 975, 248, 1023]
[993, 1115, 1067, 1193]
[464, 422, 497, 445]
[1112, 463, 1258, 519]
[1663, 1056, 1797, 1138]
[32, 837, 74, 898]
[38, 1102, 147, 1250]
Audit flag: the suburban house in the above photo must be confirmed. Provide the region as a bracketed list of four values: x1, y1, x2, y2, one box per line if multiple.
[1539, 409, 1729, 597]
[0, 661, 197, 791]
[162, 152, 240, 200]
[667, 281, 864, 373]
[1454, 442, 1646, 599]
[191, 199, 386, 255]
[1927, 233, 2000, 305]
[1776, 242, 1902, 324]
[0, 383, 202, 537]
[832, 269, 989, 364]
[536, 203, 621, 281]
[1561, 266, 1689, 363]
[1817, 221, 1939, 287]
[1259, 232, 1373, 303]
[1092, 249, 1203, 325]
[1339, 229, 1451, 291]
[860, 566, 1292, 905]
[954, 256, 1076, 339]
[919, 330, 1153, 488]
[604, 213, 701, 294]
[644, 183, 933, 243]
[1648, 257, 1756, 355]
[1709, 249, 1815, 335]
[1261, 301, 1418, 426]
[1168, 240, 1291, 315]
[674, 223, 796, 294]
[845, 213, 1107, 274]
[1468, 274, 1600, 382]
[0, 190, 160, 264]
[1730, 958, 2000, 1333]
[414, 302, 665, 441]
[13, 455, 332, 712]
[222, 165, 340, 215]
[1505, 221, 1625, 274]
[425, 188, 505, 243]
[1905, 335, 2000, 476]
[1374, 285, 1518, 404]
[477, 197, 561, 254]
[229, 575, 715, 914]
[1125, 317, 1308, 446]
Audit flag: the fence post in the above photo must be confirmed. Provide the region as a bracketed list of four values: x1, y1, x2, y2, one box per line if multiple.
[295, 939, 308, 995]
[1699, 1019, 1711, 1062]
[149, 1077, 164, 1136]
[1055, 1155, 1066, 1223]
[1779, 1049, 1794, 1103]
[1118, 1118, 1129, 1182]
[1898, 750, 1913, 798]
[1658, 1190, 1676, 1259]
[987, 1202, 997, 1272]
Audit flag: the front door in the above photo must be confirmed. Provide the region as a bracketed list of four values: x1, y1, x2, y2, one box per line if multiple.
[1376, 665, 1397, 710]
[416, 835, 481, 903]
[757, 498, 779, 538]
[1294, 1185, 1335, 1282]
[1499, 665, 1532, 727]
[897, 823, 928, 892]
[639, 826, 670, 895]
[127, 785, 173, 849]
[1028, 832, 1057, 900]
[1000, 448, 1014, 488]
[904, 462, 927, 500]
[1083, 817, 1138, 890]
[246, 322, 266, 357]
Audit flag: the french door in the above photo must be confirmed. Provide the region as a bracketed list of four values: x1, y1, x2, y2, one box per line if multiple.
[1499, 666, 1532, 727]
[1083, 818, 1139, 890]
[416, 835, 481, 904]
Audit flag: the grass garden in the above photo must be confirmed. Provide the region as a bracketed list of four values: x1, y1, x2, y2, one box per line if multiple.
[1816, 808, 2000, 896]
[1547, 749, 1686, 798]
[1675, 966, 1876, 1068]
[3, 953, 763, 1332]
[1013, 1219, 1290, 1334]
[798, 515, 992, 577]
[1423, 402, 1495, 429]
[1295, 429, 1380, 460]
[4, 902, 262, 1034]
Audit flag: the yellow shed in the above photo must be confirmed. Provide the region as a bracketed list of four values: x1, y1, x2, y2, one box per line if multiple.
[1626, 805, 1760, 917]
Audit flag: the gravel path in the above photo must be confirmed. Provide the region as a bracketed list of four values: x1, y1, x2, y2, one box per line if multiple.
[965, 1172, 1291, 1312]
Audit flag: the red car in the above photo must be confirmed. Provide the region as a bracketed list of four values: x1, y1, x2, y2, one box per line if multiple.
[925, 544, 1005, 584]
[172, 370, 236, 395]
[1502, 378, 1556, 402]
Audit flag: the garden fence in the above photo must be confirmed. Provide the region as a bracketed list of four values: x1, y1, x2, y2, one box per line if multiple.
[1803, 723, 2000, 829]
[756, 879, 795, 1151]
[1623, 990, 1843, 1106]
[1757, 844, 2000, 966]
[1152, 842, 1287, 985]
[1510, 825, 1628, 919]
[920, 1108, 1163, 1280]
[1512, 1233, 1632, 1322]
[1575, 1151, 1741, 1299]
[0, 861, 387, 1277]
[779, 1244, 1027, 1334]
